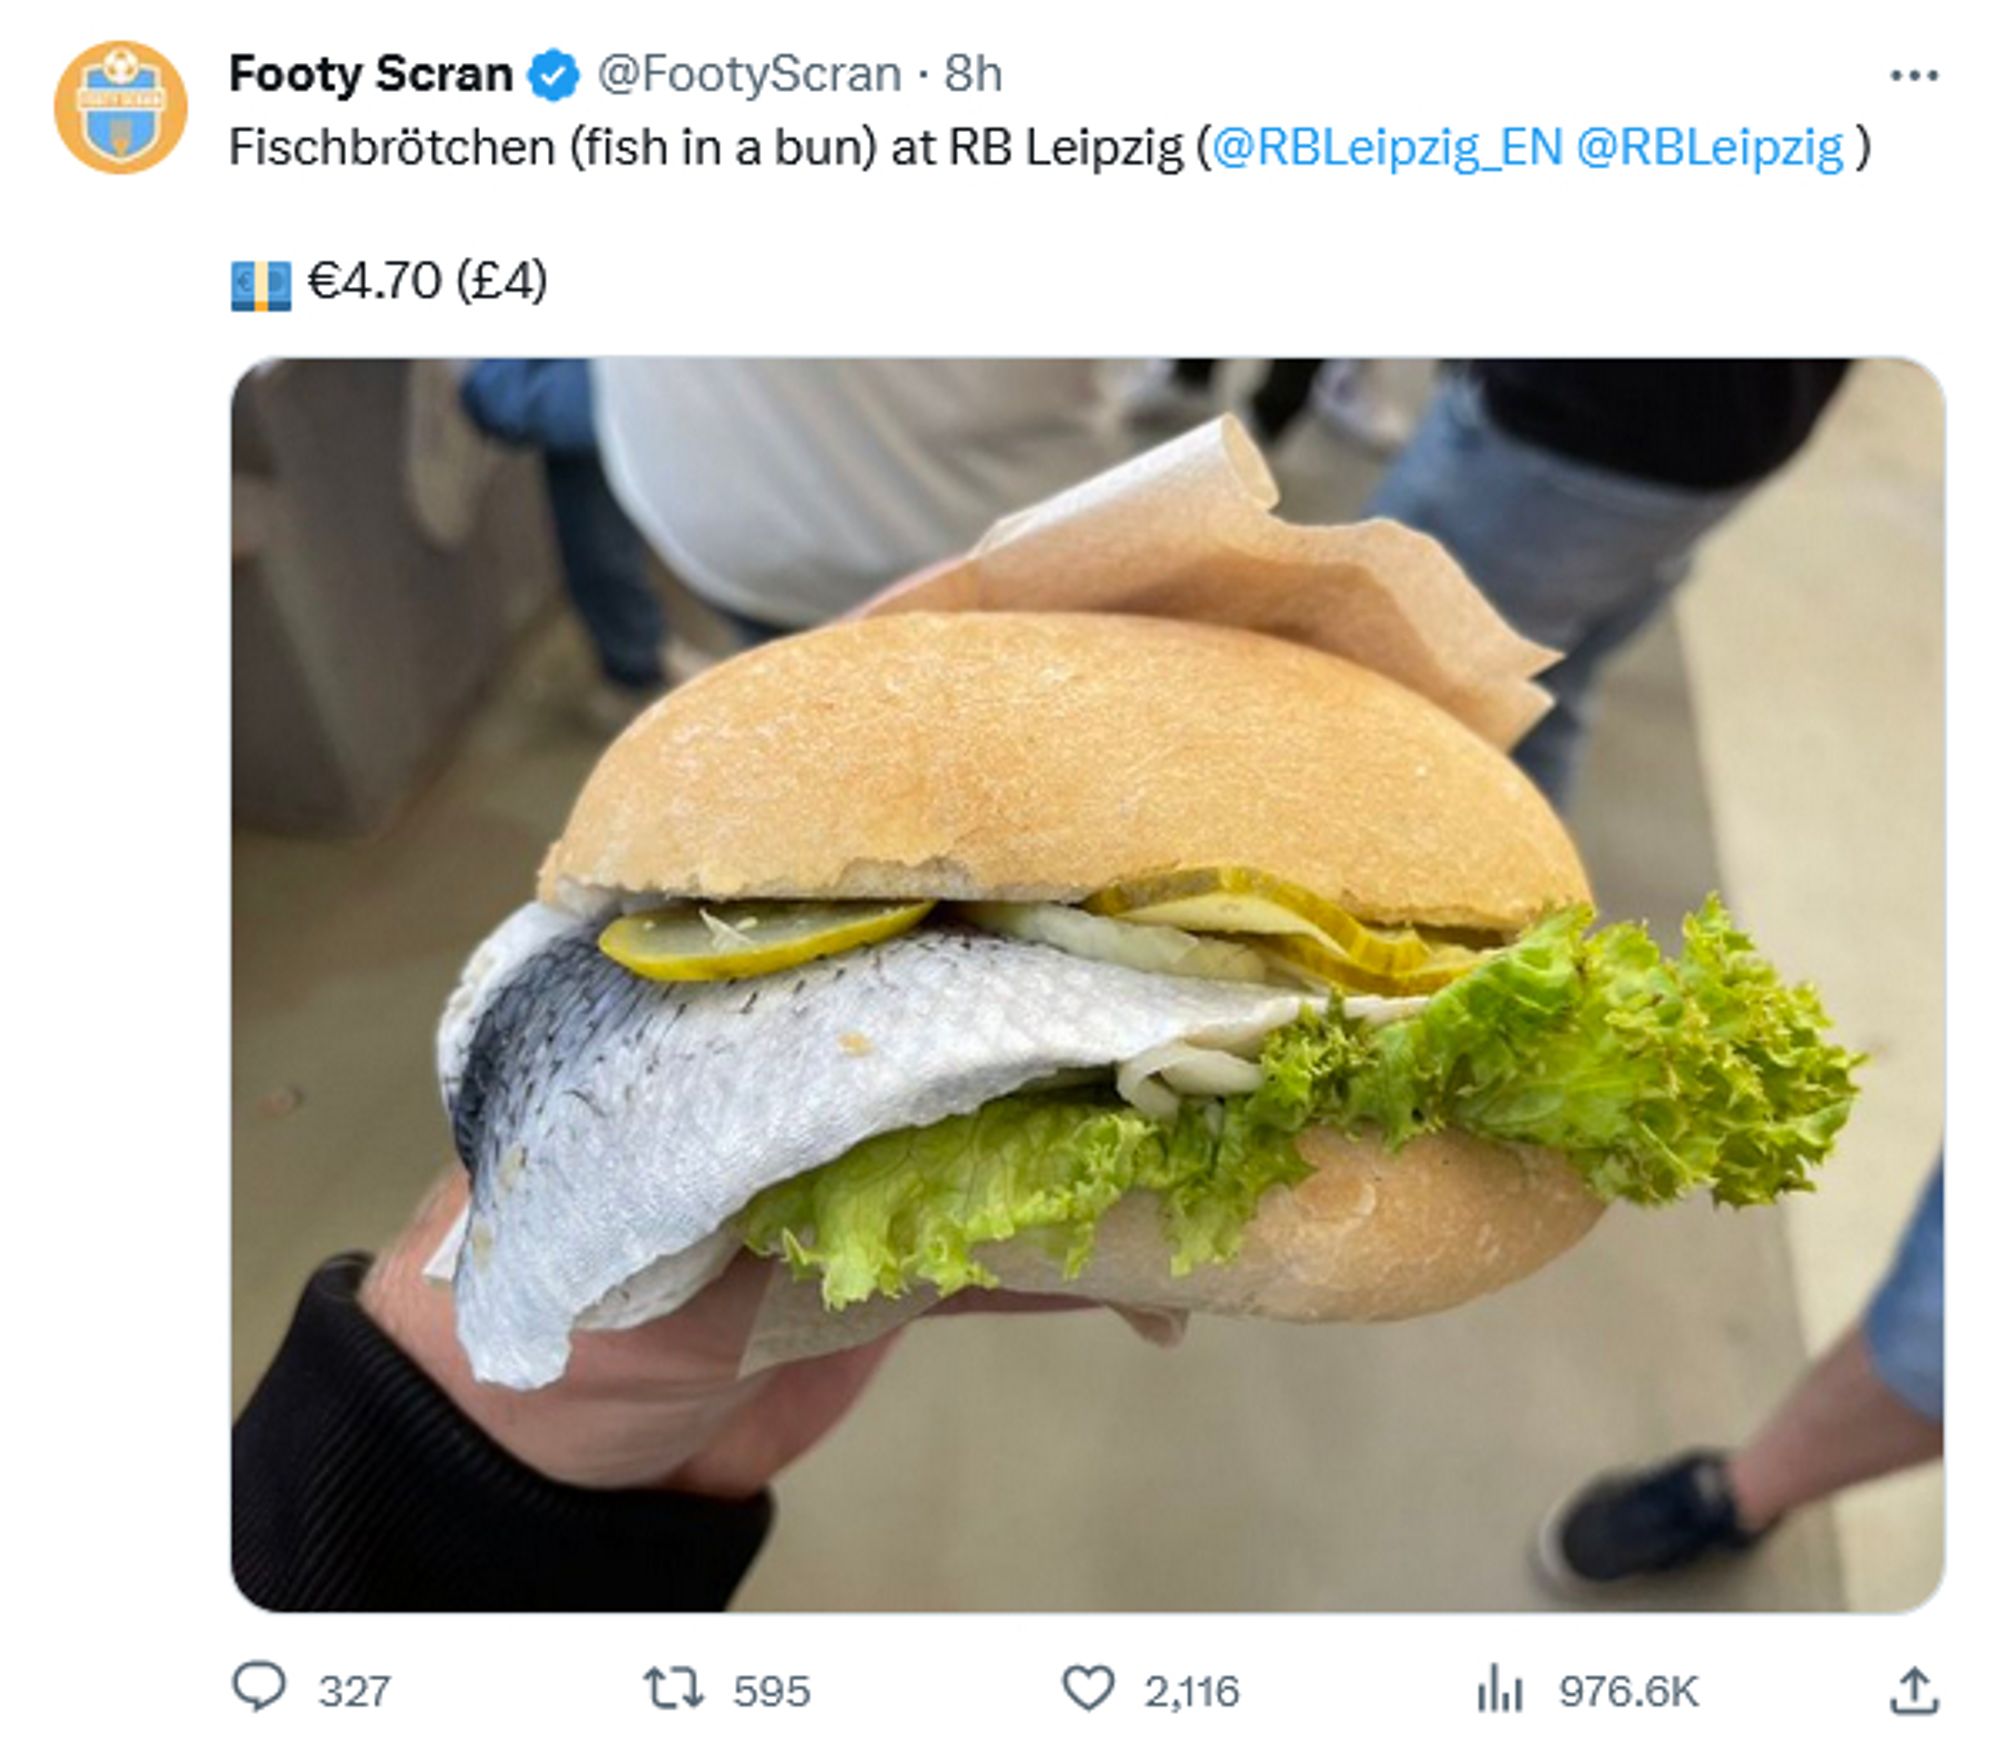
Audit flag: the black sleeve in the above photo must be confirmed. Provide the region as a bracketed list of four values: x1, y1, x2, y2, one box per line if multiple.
[233, 1257, 773, 1611]
[1473, 360, 1852, 490]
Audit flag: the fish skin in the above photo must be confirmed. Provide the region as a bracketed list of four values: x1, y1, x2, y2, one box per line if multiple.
[442, 917, 1302, 1389]
[436, 901, 577, 1118]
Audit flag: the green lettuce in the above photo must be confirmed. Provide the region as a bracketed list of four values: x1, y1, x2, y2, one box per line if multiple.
[739, 899, 1861, 1306]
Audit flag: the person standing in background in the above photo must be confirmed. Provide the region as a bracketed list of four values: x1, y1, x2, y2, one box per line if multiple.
[590, 359, 1128, 644]
[1539, 1162, 1941, 1589]
[1126, 359, 1413, 453]
[459, 360, 670, 733]
[1365, 361, 1850, 806]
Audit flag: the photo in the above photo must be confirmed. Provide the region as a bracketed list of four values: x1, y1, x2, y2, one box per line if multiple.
[232, 358, 1942, 1614]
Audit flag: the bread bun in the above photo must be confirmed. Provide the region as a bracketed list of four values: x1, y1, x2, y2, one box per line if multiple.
[543, 611, 1604, 1329]
[541, 612, 1588, 931]
[978, 1128, 1605, 1320]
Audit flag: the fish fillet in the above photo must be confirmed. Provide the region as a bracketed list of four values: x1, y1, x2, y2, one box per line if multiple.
[441, 908, 1302, 1387]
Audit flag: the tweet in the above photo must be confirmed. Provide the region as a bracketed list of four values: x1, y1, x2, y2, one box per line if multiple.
[15, 2, 1980, 1749]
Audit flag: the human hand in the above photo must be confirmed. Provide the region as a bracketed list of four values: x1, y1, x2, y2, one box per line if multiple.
[361, 1170, 1081, 1499]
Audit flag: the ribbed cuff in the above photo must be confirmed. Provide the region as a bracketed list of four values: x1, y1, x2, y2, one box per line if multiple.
[233, 1256, 773, 1611]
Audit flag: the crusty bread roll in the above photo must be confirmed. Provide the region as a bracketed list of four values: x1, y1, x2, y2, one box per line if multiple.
[542, 609, 1603, 1323]
[542, 612, 1589, 931]
[979, 1129, 1603, 1320]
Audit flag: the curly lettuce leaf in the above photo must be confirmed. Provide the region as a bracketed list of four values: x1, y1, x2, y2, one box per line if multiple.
[739, 899, 1860, 1305]
[739, 1094, 1309, 1307]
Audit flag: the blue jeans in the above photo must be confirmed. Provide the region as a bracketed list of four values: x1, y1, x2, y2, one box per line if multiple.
[1865, 1164, 1944, 1423]
[1365, 373, 1749, 805]
[460, 361, 667, 688]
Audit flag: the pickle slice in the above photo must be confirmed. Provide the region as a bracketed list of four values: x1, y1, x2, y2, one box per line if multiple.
[1257, 933, 1481, 997]
[1084, 865, 1482, 994]
[599, 899, 934, 983]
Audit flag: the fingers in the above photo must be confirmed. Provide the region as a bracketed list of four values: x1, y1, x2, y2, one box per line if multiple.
[358, 1165, 469, 1330]
[663, 1330, 903, 1498]
[664, 1286, 1116, 1495]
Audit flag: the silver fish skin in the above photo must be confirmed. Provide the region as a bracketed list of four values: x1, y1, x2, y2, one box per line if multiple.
[436, 902, 578, 1116]
[442, 915, 1303, 1389]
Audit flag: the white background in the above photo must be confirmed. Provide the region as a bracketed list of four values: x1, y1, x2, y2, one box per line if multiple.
[9, 1, 1983, 1749]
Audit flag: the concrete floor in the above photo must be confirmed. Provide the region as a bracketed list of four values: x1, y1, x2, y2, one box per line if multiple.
[232, 361, 1941, 1611]
[1675, 362, 1945, 1612]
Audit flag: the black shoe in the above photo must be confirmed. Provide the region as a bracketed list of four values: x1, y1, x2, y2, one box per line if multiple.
[1536, 1450, 1767, 1591]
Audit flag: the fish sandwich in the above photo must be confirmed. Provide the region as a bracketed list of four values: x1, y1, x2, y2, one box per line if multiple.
[437, 611, 1858, 1389]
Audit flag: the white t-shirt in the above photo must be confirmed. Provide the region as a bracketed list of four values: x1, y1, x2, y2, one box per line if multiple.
[593, 359, 1125, 628]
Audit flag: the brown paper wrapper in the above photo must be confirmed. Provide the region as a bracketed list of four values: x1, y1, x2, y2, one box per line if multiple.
[740, 1266, 1186, 1377]
[859, 414, 1556, 750]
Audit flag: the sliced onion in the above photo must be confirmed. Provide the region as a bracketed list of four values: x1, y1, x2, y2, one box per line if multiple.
[963, 902, 1423, 1120]
[959, 901, 1279, 985]
[1340, 992, 1431, 1025]
[1118, 1073, 1180, 1120]
[1116, 1039, 1267, 1117]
